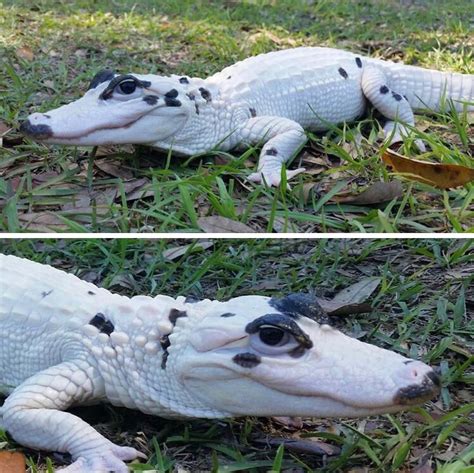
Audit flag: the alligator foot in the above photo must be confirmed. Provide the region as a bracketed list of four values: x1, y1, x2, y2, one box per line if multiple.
[57, 445, 145, 473]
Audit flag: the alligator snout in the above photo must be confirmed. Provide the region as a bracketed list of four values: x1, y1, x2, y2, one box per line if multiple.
[394, 369, 441, 406]
[20, 114, 53, 140]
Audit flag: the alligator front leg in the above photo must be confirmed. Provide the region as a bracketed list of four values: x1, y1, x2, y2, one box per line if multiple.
[240, 116, 307, 186]
[361, 66, 426, 151]
[1, 361, 143, 472]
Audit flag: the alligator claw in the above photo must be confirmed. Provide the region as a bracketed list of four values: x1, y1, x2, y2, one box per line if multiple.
[248, 167, 306, 187]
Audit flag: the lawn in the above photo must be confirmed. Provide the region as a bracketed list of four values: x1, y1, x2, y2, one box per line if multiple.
[0, 238, 472, 472]
[0, 0, 473, 233]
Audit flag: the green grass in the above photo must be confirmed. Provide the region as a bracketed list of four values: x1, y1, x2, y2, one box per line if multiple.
[0, 238, 472, 472]
[0, 0, 473, 232]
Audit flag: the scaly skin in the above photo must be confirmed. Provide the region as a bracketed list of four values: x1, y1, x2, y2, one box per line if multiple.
[21, 47, 473, 186]
[0, 254, 440, 472]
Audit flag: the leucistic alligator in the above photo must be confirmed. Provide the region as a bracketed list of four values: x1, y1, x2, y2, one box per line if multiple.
[20, 47, 474, 186]
[0, 254, 440, 472]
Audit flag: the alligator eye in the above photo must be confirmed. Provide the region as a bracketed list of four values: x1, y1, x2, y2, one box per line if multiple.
[259, 327, 285, 346]
[118, 80, 137, 95]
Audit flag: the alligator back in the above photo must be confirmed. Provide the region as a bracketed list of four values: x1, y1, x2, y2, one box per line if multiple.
[0, 254, 118, 391]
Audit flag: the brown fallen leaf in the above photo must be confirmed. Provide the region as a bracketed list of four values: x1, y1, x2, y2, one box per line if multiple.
[317, 277, 381, 316]
[0, 120, 11, 136]
[272, 416, 304, 429]
[331, 181, 403, 205]
[382, 149, 474, 189]
[163, 241, 214, 261]
[255, 437, 341, 456]
[197, 216, 256, 233]
[0, 451, 26, 473]
[15, 46, 34, 61]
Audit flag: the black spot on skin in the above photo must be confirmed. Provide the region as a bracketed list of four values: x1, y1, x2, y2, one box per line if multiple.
[220, 312, 236, 318]
[88, 291, 96, 296]
[249, 107, 257, 117]
[246, 313, 313, 349]
[185, 296, 199, 303]
[233, 352, 261, 368]
[403, 95, 409, 101]
[269, 294, 329, 325]
[143, 95, 159, 105]
[355, 57, 362, 68]
[165, 89, 179, 99]
[392, 92, 402, 101]
[195, 104, 200, 115]
[394, 372, 440, 405]
[41, 289, 53, 298]
[380, 85, 389, 94]
[179, 77, 189, 84]
[165, 97, 182, 107]
[403, 360, 414, 365]
[186, 93, 195, 101]
[43, 114, 51, 119]
[265, 147, 278, 156]
[20, 121, 53, 139]
[160, 334, 171, 369]
[89, 313, 114, 335]
[338, 67, 348, 79]
[199, 87, 212, 102]
[88, 69, 116, 90]
[227, 76, 232, 80]
[169, 308, 187, 326]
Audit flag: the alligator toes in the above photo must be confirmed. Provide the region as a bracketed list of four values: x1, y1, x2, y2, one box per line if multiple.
[57, 444, 143, 473]
[248, 167, 305, 187]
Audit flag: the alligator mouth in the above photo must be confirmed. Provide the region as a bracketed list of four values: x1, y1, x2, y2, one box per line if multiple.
[266, 371, 440, 412]
[20, 116, 143, 142]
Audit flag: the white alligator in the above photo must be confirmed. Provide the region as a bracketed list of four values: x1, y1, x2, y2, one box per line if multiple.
[0, 254, 440, 472]
[20, 47, 473, 186]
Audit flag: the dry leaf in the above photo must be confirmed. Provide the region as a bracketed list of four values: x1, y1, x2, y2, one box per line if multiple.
[255, 437, 340, 456]
[272, 416, 304, 429]
[331, 181, 403, 205]
[15, 46, 34, 61]
[0, 120, 11, 136]
[382, 149, 474, 188]
[197, 216, 256, 233]
[95, 158, 133, 179]
[163, 241, 214, 261]
[0, 451, 26, 473]
[317, 277, 381, 316]
[19, 212, 69, 231]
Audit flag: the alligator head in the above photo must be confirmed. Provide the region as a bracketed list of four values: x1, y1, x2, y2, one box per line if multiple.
[167, 294, 440, 418]
[20, 69, 197, 146]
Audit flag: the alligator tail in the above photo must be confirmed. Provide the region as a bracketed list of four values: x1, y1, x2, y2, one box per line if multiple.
[375, 60, 474, 113]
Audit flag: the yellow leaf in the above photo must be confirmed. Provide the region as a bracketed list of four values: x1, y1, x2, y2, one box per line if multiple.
[382, 149, 474, 189]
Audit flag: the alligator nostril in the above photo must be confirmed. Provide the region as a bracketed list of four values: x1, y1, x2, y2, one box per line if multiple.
[426, 370, 441, 387]
[20, 120, 53, 139]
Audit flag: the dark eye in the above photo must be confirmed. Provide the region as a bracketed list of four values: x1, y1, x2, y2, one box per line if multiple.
[259, 327, 285, 346]
[118, 80, 137, 95]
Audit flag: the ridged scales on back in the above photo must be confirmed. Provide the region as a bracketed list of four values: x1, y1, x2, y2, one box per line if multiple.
[21, 46, 473, 186]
